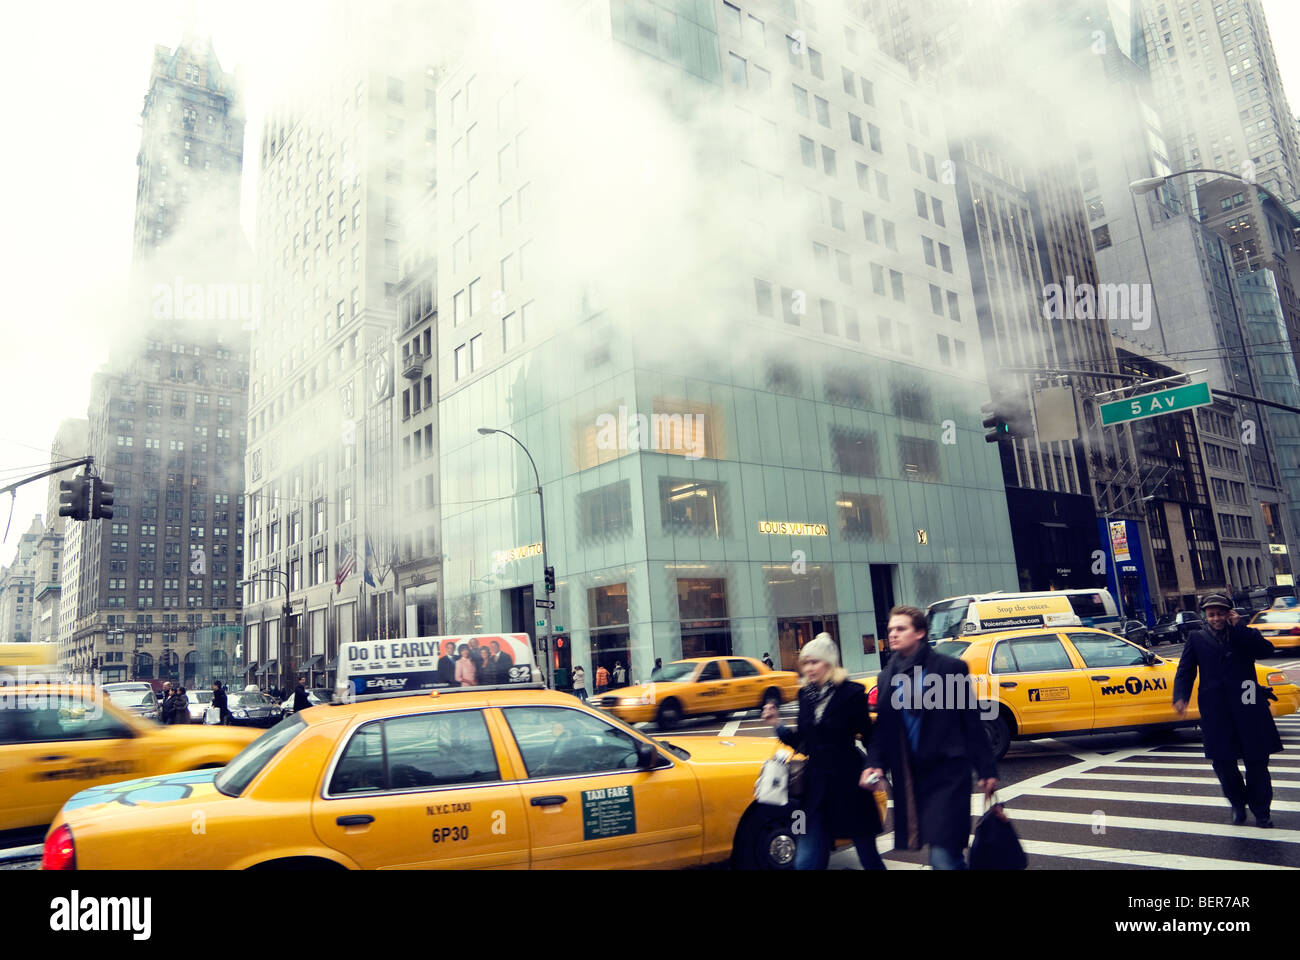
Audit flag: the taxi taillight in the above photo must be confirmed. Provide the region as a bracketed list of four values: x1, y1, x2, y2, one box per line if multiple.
[41, 824, 75, 871]
[867, 685, 878, 709]
[1288, 627, 1300, 636]
[1266, 672, 1287, 686]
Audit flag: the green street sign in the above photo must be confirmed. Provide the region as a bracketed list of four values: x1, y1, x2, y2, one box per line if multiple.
[1100, 381, 1212, 425]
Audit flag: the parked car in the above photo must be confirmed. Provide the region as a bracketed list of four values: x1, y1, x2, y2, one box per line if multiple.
[186, 689, 216, 723]
[226, 691, 284, 728]
[1117, 617, 1150, 647]
[1149, 610, 1202, 645]
[103, 686, 161, 722]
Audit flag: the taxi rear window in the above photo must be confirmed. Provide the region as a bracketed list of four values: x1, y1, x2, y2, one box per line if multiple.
[215, 714, 306, 797]
[1253, 610, 1300, 623]
[931, 641, 970, 659]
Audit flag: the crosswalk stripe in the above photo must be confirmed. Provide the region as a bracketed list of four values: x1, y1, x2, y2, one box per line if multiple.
[1003, 807, 1300, 843]
[718, 720, 741, 737]
[1012, 838, 1295, 870]
[1033, 787, 1300, 811]
[1066, 764, 1300, 780]
[1108, 760, 1300, 775]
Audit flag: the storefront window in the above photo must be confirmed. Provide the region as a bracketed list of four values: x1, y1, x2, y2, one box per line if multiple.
[676, 578, 732, 658]
[831, 427, 878, 476]
[660, 478, 728, 536]
[589, 583, 630, 678]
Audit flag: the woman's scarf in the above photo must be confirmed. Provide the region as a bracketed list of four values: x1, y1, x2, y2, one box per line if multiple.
[801, 677, 835, 723]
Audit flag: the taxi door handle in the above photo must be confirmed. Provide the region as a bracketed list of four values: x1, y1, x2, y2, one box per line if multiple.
[336, 815, 375, 826]
[1090, 676, 1111, 682]
[37, 755, 71, 762]
[999, 682, 1017, 689]
[530, 795, 567, 807]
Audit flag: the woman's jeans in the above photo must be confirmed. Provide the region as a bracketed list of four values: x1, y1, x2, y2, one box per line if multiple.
[795, 808, 886, 870]
[928, 845, 967, 870]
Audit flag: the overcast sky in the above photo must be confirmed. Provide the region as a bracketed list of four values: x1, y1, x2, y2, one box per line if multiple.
[2, 0, 1300, 569]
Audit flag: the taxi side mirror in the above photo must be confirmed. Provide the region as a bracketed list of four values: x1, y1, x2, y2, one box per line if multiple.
[1142, 651, 1157, 666]
[636, 740, 658, 769]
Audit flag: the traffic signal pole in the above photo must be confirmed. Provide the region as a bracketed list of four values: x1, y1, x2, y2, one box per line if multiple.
[0, 457, 95, 500]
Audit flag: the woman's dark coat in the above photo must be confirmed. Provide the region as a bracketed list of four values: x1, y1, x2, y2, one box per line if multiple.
[1173, 622, 1282, 762]
[212, 686, 231, 723]
[864, 643, 996, 852]
[775, 679, 881, 838]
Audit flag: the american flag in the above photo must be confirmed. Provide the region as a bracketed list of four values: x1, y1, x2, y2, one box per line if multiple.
[336, 541, 356, 593]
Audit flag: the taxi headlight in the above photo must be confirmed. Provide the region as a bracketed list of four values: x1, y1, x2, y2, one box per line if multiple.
[621, 696, 652, 706]
[235, 708, 248, 718]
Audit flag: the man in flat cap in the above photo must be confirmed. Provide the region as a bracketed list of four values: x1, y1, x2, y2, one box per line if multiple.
[1173, 594, 1281, 827]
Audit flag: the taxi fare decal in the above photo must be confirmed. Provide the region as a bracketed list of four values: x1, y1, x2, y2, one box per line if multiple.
[582, 785, 635, 841]
[1100, 676, 1168, 696]
[1027, 687, 1069, 702]
[33, 760, 137, 782]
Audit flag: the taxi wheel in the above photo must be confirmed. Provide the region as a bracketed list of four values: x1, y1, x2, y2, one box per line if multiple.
[733, 807, 797, 870]
[984, 716, 1012, 761]
[656, 699, 683, 729]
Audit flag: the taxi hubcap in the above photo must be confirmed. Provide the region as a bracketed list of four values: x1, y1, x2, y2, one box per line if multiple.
[768, 833, 796, 866]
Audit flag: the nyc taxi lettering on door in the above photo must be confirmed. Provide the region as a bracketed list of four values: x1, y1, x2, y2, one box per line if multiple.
[582, 786, 635, 841]
[33, 760, 136, 782]
[426, 802, 472, 843]
[1027, 687, 1070, 702]
[1100, 677, 1168, 696]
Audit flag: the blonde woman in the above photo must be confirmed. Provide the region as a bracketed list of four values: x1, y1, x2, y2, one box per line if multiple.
[761, 633, 884, 870]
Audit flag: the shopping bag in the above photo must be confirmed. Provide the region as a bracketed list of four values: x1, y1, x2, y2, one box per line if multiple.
[755, 751, 792, 806]
[968, 798, 1027, 870]
[204, 706, 221, 725]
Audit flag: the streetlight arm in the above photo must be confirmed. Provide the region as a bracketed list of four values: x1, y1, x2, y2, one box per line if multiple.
[482, 427, 541, 492]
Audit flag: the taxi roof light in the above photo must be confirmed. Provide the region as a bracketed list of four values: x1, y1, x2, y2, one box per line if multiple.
[41, 823, 75, 871]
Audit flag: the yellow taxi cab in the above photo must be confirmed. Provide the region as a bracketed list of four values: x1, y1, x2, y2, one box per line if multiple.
[595, 656, 801, 728]
[41, 684, 806, 870]
[864, 626, 1299, 760]
[0, 684, 259, 839]
[1247, 605, 1300, 651]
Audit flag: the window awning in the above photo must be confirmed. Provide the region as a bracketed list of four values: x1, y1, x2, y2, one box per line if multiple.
[257, 659, 278, 675]
[325, 659, 338, 672]
[302, 655, 324, 670]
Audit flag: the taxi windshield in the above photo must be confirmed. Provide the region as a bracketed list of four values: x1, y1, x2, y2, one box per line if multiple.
[1253, 610, 1300, 623]
[215, 714, 306, 797]
[230, 692, 269, 706]
[651, 662, 699, 682]
[191, 691, 213, 704]
[928, 599, 970, 639]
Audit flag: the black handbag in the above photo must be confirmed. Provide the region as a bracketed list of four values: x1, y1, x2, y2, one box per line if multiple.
[968, 799, 1028, 870]
[787, 757, 806, 801]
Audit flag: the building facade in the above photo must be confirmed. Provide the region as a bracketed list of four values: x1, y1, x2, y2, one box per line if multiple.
[0, 517, 44, 643]
[434, 0, 1017, 684]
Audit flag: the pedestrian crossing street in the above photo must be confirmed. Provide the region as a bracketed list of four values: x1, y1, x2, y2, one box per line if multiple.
[868, 714, 1300, 870]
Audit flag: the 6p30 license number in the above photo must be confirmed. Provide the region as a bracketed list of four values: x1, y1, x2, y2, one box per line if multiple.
[433, 825, 469, 843]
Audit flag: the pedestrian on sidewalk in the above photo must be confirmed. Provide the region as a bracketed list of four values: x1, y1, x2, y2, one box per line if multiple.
[212, 680, 232, 725]
[170, 686, 190, 724]
[761, 633, 885, 870]
[595, 664, 610, 695]
[612, 661, 627, 687]
[1174, 594, 1281, 828]
[572, 665, 588, 702]
[863, 606, 998, 870]
[762, 652, 774, 669]
[293, 676, 312, 713]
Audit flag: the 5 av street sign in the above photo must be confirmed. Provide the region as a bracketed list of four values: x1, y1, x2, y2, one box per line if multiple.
[1100, 381, 1212, 426]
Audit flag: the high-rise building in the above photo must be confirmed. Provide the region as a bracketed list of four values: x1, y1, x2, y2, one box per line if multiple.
[434, 0, 1017, 681]
[1138, 0, 1300, 202]
[133, 36, 244, 259]
[67, 35, 251, 685]
[243, 6, 435, 691]
[0, 517, 45, 643]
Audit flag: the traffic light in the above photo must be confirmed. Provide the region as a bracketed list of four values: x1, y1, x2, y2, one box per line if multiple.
[544, 566, 556, 593]
[58, 474, 91, 521]
[981, 402, 1011, 444]
[91, 478, 114, 520]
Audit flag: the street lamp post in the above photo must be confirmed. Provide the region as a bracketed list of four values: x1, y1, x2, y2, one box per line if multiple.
[477, 426, 553, 688]
[238, 572, 292, 691]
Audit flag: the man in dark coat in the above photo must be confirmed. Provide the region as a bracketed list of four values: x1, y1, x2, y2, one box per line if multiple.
[292, 676, 312, 713]
[211, 681, 231, 725]
[761, 633, 884, 870]
[864, 605, 997, 869]
[490, 640, 513, 682]
[1174, 594, 1281, 828]
[438, 640, 458, 686]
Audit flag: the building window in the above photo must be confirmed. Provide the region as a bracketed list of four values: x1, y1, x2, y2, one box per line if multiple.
[837, 493, 887, 541]
[660, 478, 727, 537]
[831, 427, 878, 477]
[577, 480, 632, 541]
[676, 579, 732, 659]
[899, 436, 942, 481]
